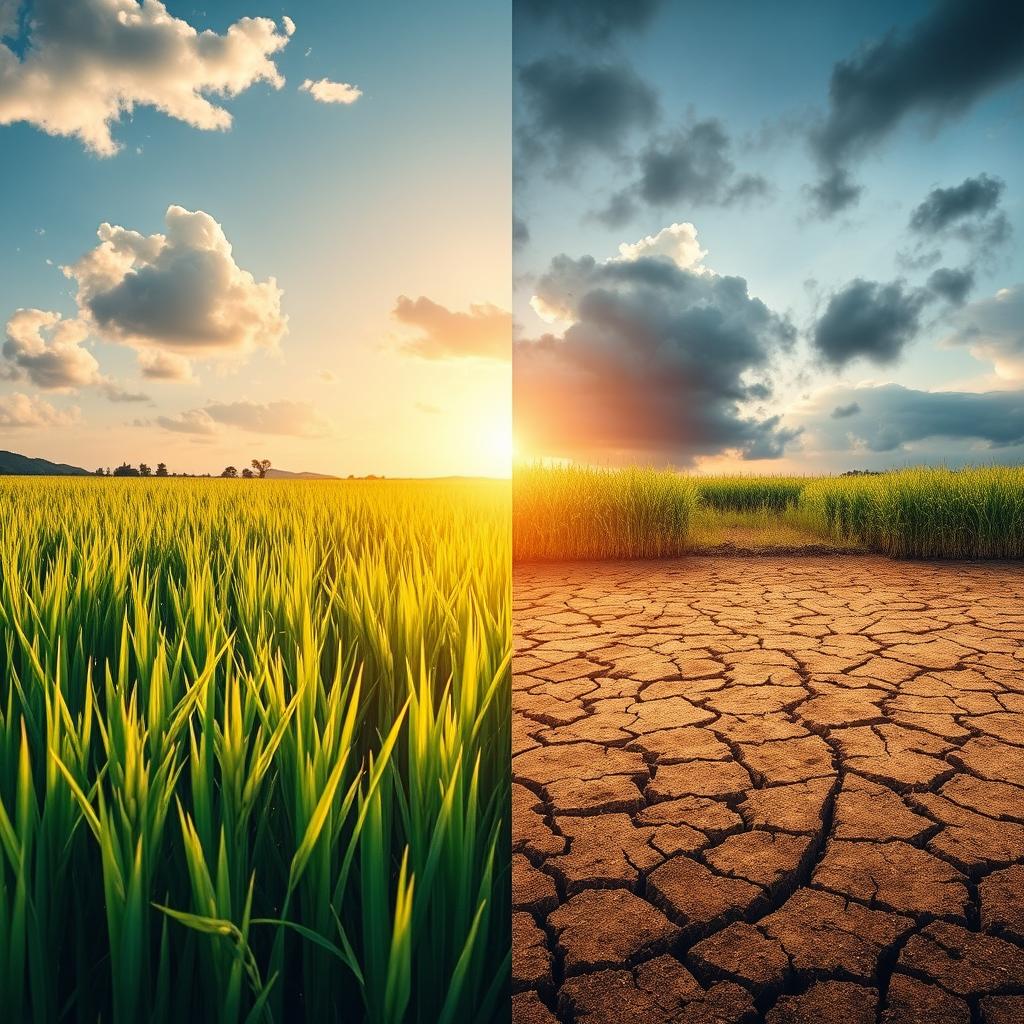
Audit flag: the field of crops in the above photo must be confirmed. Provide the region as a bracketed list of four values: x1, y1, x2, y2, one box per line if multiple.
[0, 478, 510, 1024]
[513, 464, 1024, 560]
[513, 464, 697, 560]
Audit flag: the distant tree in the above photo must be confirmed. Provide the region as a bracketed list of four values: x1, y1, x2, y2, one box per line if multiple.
[221, 466, 238, 478]
[139, 463, 152, 476]
[251, 458, 272, 478]
[112, 463, 140, 477]
[241, 468, 255, 478]
[155, 463, 168, 477]
[95, 467, 105, 476]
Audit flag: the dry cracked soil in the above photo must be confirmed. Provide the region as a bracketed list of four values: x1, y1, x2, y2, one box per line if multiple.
[511, 556, 1024, 1024]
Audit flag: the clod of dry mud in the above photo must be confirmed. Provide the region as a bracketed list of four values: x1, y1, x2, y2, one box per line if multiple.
[512, 556, 1024, 1022]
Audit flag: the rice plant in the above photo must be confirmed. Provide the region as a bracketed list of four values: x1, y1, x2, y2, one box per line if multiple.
[800, 466, 1024, 559]
[695, 475, 810, 513]
[0, 477, 510, 1023]
[515, 463, 1024, 561]
[513, 463, 697, 560]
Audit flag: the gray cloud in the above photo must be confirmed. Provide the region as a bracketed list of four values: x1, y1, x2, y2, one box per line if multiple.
[204, 400, 330, 437]
[812, 278, 928, 369]
[804, 168, 862, 219]
[807, 0, 1024, 215]
[831, 402, 861, 419]
[909, 174, 1004, 234]
[926, 266, 975, 307]
[597, 119, 769, 226]
[3, 308, 97, 390]
[156, 409, 218, 436]
[138, 350, 194, 381]
[66, 206, 286, 377]
[98, 381, 150, 404]
[393, 296, 511, 361]
[515, 0, 663, 45]
[3, 307, 151, 403]
[517, 56, 656, 171]
[158, 400, 330, 437]
[516, 252, 799, 465]
[904, 175, 1011, 271]
[810, 384, 1024, 453]
[513, 216, 530, 248]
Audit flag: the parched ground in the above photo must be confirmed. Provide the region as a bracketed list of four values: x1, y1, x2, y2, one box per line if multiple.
[511, 557, 1024, 1024]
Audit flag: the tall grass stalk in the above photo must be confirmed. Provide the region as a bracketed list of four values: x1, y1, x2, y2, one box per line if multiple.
[0, 477, 510, 1022]
[514, 463, 1023, 561]
[799, 466, 1024, 558]
[513, 464, 697, 561]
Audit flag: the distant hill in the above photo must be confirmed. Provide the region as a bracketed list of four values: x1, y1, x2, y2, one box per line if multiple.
[265, 468, 340, 480]
[0, 450, 90, 476]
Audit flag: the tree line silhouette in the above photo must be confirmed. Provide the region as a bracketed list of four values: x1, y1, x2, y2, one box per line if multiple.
[94, 458, 272, 478]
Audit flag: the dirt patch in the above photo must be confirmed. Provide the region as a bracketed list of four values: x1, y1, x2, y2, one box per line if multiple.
[512, 556, 1024, 1022]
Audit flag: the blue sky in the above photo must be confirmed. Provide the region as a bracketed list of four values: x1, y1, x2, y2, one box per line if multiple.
[513, 0, 1024, 471]
[1, 0, 511, 476]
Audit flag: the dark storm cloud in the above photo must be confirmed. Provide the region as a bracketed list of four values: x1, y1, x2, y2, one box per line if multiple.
[812, 278, 928, 369]
[596, 119, 769, 226]
[813, 384, 1024, 452]
[926, 266, 975, 307]
[807, 0, 1024, 215]
[909, 174, 1004, 234]
[516, 254, 800, 464]
[902, 175, 1010, 269]
[516, 0, 664, 46]
[513, 216, 530, 248]
[804, 168, 862, 219]
[831, 402, 861, 419]
[517, 57, 657, 171]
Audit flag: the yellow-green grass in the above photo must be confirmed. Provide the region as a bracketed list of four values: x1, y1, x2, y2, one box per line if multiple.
[799, 466, 1024, 559]
[0, 477, 510, 1024]
[514, 463, 1024, 561]
[513, 464, 697, 560]
[695, 475, 811, 513]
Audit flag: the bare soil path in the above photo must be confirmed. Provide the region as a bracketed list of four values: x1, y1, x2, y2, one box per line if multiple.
[511, 557, 1024, 1024]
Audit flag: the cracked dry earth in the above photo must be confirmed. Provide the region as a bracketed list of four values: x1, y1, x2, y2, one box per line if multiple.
[511, 557, 1024, 1024]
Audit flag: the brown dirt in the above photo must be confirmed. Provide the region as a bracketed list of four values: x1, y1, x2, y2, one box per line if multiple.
[512, 556, 1024, 1022]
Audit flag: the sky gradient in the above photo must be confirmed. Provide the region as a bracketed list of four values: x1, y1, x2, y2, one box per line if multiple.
[1, 0, 511, 477]
[513, 0, 1024, 472]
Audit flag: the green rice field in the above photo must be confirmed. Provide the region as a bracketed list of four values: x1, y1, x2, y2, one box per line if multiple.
[0, 477, 511, 1023]
[514, 464, 1024, 560]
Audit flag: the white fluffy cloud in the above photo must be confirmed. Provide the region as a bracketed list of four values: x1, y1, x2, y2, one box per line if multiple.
[615, 222, 706, 271]
[3, 308, 152, 402]
[946, 284, 1024, 382]
[393, 296, 511, 360]
[3, 308, 98, 390]
[531, 223, 708, 326]
[138, 350, 194, 381]
[65, 205, 286, 374]
[0, 0, 293, 155]
[300, 78, 361, 105]
[0, 391, 76, 428]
